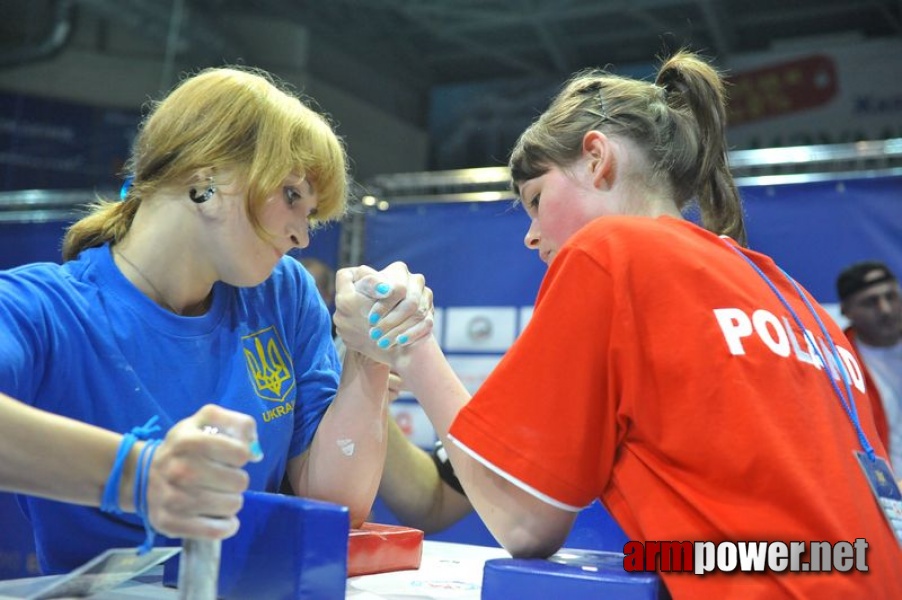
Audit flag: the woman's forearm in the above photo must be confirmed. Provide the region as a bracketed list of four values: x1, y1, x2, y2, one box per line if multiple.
[0, 392, 139, 510]
[291, 351, 391, 526]
[394, 338, 575, 556]
[378, 416, 473, 532]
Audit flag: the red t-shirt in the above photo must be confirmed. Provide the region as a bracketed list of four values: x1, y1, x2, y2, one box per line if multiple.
[845, 325, 891, 452]
[449, 216, 902, 598]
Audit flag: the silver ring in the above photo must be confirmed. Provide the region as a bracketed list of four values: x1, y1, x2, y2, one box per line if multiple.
[201, 425, 220, 436]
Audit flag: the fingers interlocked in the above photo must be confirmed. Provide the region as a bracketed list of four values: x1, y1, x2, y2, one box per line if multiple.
[334, 262, 434, 365]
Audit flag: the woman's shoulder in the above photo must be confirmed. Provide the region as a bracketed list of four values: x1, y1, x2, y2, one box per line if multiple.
[1, 260, 72, 295]
[564, 215, 724, 280]
[0, 247, 107, 311]
[572, 215, 717, 252]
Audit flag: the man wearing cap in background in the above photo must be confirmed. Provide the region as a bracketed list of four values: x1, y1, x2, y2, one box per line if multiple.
[837, 260, 902, 473]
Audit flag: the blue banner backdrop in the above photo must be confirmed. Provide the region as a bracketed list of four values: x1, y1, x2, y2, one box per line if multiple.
[0, 93, 140, 192]
[742, 176, 902, 301]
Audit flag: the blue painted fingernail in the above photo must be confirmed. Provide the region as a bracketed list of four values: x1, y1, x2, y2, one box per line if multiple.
[398, 335, 409, 345]
[368, 312, 380, 325]
[370, 328, 382, 340]
[378, 338, 391, 349]
[376, 283, 391, 296]
[249, 440, 263, 460]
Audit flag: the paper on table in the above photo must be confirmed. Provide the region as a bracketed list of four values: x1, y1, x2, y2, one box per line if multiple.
[347, 541, 508, 600]
[0, 547, 180, 600]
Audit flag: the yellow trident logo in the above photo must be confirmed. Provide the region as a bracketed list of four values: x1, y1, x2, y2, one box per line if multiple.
[243, 327, 294, 402]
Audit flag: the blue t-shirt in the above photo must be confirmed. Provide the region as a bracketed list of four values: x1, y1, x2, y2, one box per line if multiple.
[0, 244, 340, 573]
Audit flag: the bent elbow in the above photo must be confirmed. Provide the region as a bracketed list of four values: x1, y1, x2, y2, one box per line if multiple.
[506, 540, 559, 559]
[501, 529, 562, 559]
[347, 498, 374, 529]
[349, 508, 369, 529]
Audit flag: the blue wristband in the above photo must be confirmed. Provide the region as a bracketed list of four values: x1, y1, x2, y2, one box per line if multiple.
[100, 434, 139, 514]
[135, 439, 163, 555]
[100, 416, 161, 515]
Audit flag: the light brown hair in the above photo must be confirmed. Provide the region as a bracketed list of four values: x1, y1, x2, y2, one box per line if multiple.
[509, 50, 746, 246]
[63, 66, 349, 260]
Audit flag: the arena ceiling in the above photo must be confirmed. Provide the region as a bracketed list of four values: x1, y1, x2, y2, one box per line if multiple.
[250, 0, 902, 86]
[5, 0, 901, 90]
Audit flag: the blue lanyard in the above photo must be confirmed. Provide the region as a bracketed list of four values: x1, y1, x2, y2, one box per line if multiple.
[725, 242, 877, 461]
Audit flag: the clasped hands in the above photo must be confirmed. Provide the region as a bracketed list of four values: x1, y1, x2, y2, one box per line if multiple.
[333, 261, 434, 367]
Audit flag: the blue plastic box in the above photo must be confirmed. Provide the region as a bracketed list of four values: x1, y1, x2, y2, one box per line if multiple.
[163, 491, 349, 600]
[482, 548, 662, 600]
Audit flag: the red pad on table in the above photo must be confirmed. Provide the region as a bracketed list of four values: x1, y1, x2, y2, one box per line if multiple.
[347, 523, 424, 576]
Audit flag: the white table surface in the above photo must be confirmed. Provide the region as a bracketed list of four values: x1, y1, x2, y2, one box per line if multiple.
[346, 541, 509, 600]
[0, 541, 511, 600]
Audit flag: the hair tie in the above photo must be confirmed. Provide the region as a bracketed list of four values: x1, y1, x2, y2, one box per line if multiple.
[119, 176, 135, 201]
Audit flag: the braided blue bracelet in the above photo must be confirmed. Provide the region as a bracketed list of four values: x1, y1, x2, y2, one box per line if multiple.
[99, 416, 161, 520]
[100, 439, 138, 514]
[134, 438, 163, 555]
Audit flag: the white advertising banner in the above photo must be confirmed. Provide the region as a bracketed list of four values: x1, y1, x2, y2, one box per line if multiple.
[446, 355, 504, 395]
[725, 39, 902, 148]
[443, 307, 518, 352]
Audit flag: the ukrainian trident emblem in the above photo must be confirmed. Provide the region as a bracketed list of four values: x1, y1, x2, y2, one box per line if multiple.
[243, 327, 295, 402]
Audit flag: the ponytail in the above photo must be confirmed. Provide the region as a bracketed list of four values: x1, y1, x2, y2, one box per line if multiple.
[62, 197, 139, 261]
[656, 50, 746, 246]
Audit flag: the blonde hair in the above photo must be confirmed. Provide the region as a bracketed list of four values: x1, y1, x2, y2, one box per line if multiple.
[509, 50, 746, 246]
[63, 66, 348, 260]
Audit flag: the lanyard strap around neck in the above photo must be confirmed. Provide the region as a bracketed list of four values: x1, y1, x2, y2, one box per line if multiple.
[725, 242, 877, 461]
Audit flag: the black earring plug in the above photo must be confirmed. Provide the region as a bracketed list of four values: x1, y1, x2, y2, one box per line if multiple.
[189, 177, 216, 203]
